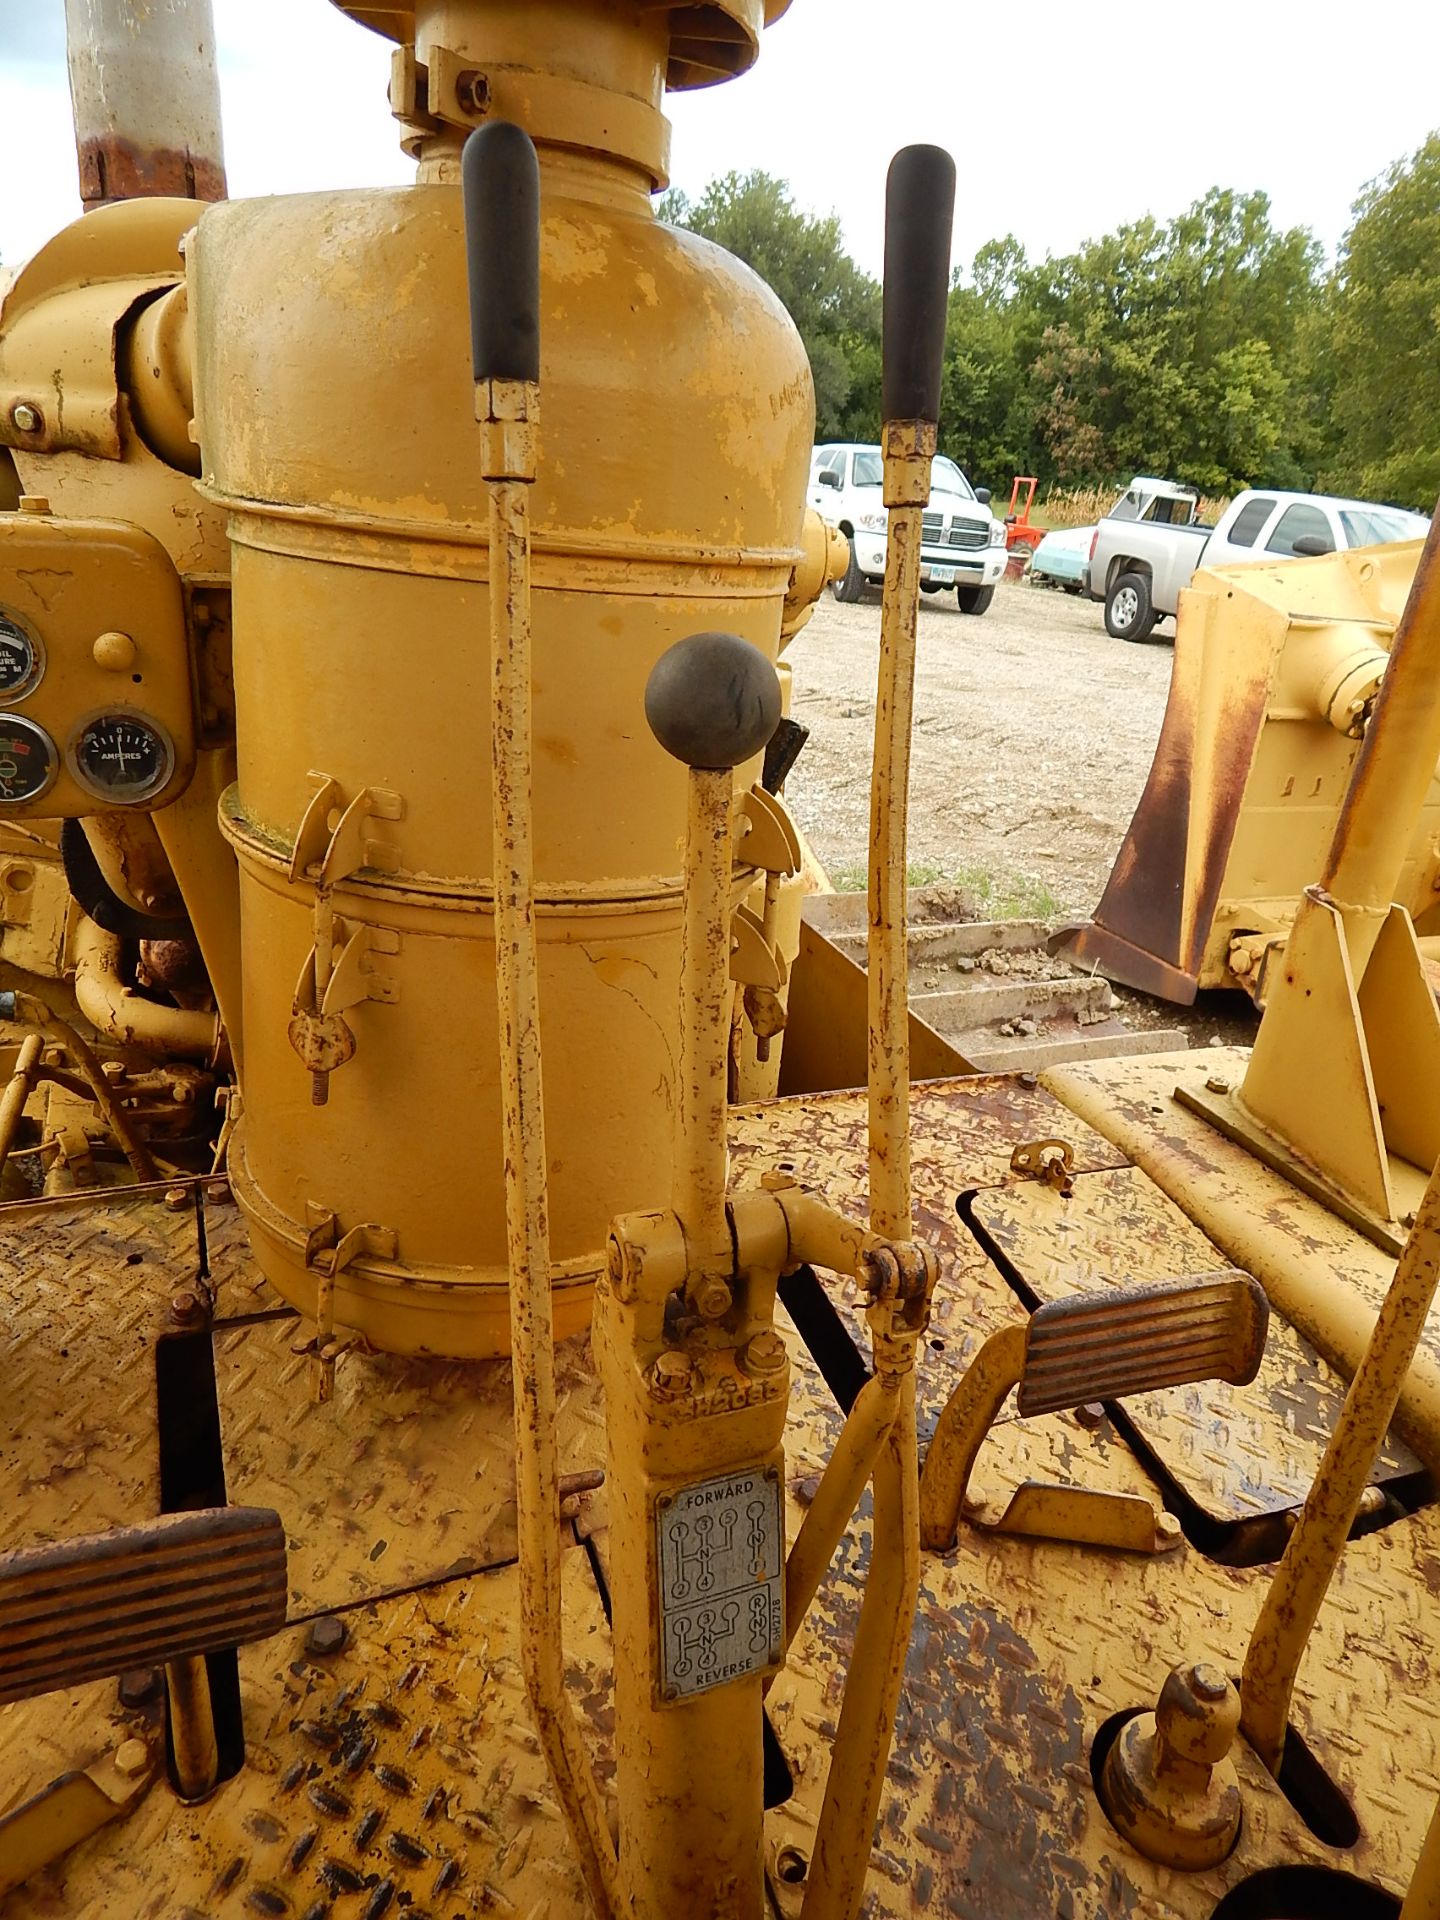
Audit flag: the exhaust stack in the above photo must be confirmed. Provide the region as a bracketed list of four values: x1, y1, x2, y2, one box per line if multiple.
[64, 0, 227, 211]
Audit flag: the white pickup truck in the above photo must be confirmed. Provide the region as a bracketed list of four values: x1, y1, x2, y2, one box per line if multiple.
[1086, 482, 1429, 641]
[809, 442, 1009, 615]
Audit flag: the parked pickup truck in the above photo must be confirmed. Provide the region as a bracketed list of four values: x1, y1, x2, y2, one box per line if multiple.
[809, 442, 1009, 615]
[1086, 482, 1429, 641]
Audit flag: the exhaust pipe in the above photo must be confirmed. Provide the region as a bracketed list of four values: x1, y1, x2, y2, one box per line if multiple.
[63, 0, 227, 211]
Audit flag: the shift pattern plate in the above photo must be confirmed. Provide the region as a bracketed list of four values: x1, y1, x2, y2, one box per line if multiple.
[657, 1466, 784, 1699]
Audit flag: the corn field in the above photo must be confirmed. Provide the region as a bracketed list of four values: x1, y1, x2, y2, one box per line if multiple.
[1037, 484, 1232, 530]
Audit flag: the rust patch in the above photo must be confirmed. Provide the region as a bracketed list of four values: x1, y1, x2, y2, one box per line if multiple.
[1082, 591, 1272, 990]
[77, 134, 226, 210]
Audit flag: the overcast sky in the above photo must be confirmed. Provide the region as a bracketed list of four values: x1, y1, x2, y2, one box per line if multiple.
[3, 1, 1439, 278]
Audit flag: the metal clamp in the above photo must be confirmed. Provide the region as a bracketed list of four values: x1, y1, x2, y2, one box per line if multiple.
[1009, 1136, 1076, 1196]
[297, 1206, 398, 1402]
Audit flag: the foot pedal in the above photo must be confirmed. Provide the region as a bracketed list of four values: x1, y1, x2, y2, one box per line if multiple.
[0, 1507, 287, 1703]
[1018, 1271, 1269, 1415]
[920, 1272, 1268, 1551]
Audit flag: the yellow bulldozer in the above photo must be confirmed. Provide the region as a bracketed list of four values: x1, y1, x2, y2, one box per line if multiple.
[3, 5, 1440, 1917]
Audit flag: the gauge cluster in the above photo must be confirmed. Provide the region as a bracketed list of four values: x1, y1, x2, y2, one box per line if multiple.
[0, 511, 194, 815]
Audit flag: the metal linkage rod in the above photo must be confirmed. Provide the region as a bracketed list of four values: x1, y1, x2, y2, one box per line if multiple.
[463, 121, 618, 1918]
[1242, 1152, 1440, 1773]
[803, 142, 955, 1920]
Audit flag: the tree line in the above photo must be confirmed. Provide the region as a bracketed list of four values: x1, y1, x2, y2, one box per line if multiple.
[658, 134, 1440, 510]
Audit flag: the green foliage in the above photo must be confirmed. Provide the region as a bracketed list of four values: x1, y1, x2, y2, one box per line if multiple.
[1322, 135, 1440, 510]
[1015, 189, 1322, 493]
[662, 144, 1440, 507]
[828, 858, 1061, 920]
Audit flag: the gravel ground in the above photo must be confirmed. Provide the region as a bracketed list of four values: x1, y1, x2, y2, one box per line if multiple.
[783, 578, 1175, 918]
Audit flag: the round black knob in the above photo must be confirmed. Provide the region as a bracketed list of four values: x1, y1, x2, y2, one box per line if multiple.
[645, 632, 782, 771]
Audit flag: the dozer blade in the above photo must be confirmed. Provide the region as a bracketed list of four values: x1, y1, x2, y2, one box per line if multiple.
[1054, 542, 1433, 1005]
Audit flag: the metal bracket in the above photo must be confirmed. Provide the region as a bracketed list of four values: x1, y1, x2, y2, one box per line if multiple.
[0, 1741, 155, 1899]
[388, 44, 489, 149]
[733, 787, 801, 1061]
[299, 1208, 398, 1403]
[289, 911, 401, 1104]
[321, 920, 401, 1016]
[964, 1482, 1183, 1555]
[730, 903, 784, 991]
[288, 773, 403, 885]
[1183, 894, 1440, 1245]
[1009, 1137, 1075, 1196]
[736, 784, 802, 878]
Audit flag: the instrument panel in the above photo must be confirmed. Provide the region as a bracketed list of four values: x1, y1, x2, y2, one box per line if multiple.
[0, 509, 195, 815]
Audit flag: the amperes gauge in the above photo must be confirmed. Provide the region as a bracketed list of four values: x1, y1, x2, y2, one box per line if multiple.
[0, 609, 44, 701]
[0, 716, 58, 803]
[69, 712, 175, 804]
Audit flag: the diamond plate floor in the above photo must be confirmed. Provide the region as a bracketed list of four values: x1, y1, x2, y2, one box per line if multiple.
[3, 1081, 1440, 1916]
[0, 1194, 205, 1544]
[215, 1313, 605, 1619]
[2, 1556, 610, 1919]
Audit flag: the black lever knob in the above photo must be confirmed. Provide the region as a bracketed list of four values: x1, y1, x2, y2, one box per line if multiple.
[461, 120, 541, 384]
[881, 144, 956, 426]
[645, 632, 782, 771]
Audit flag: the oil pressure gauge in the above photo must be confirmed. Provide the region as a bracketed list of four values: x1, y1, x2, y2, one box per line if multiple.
[69, 712, 174, 804]
[0, 609, 44, 701]
[0, 716, 58, 804]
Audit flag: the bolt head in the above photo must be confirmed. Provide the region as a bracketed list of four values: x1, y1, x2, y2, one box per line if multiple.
[650, 1350, 697, 1399]
[455, 68, 490, 115]
[306, 1615, 348, 1658]
[1189, 1662, 1229, 1702]
[692, 1276, 732, 1321]
[118, 1666, 161, 1708]
[164, 1184, 189, 1212]
[1157, 1661, 1241, 1767]
[170, 1290, 203, 1324]
[1073, 1401, 1106, 1431]
[11, 403, 41, 434]
[1205, 1075, 1230, 1095]
[740, 1329, 787, 1379]
[114, 1738, 150, 1779]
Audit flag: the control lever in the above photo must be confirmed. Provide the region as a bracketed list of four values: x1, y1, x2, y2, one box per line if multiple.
[460, 119, 618, 1919]
[598, 630, 938, 1919]
[795, 143, 955, 1920]
[645, 632, 781, 1288]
